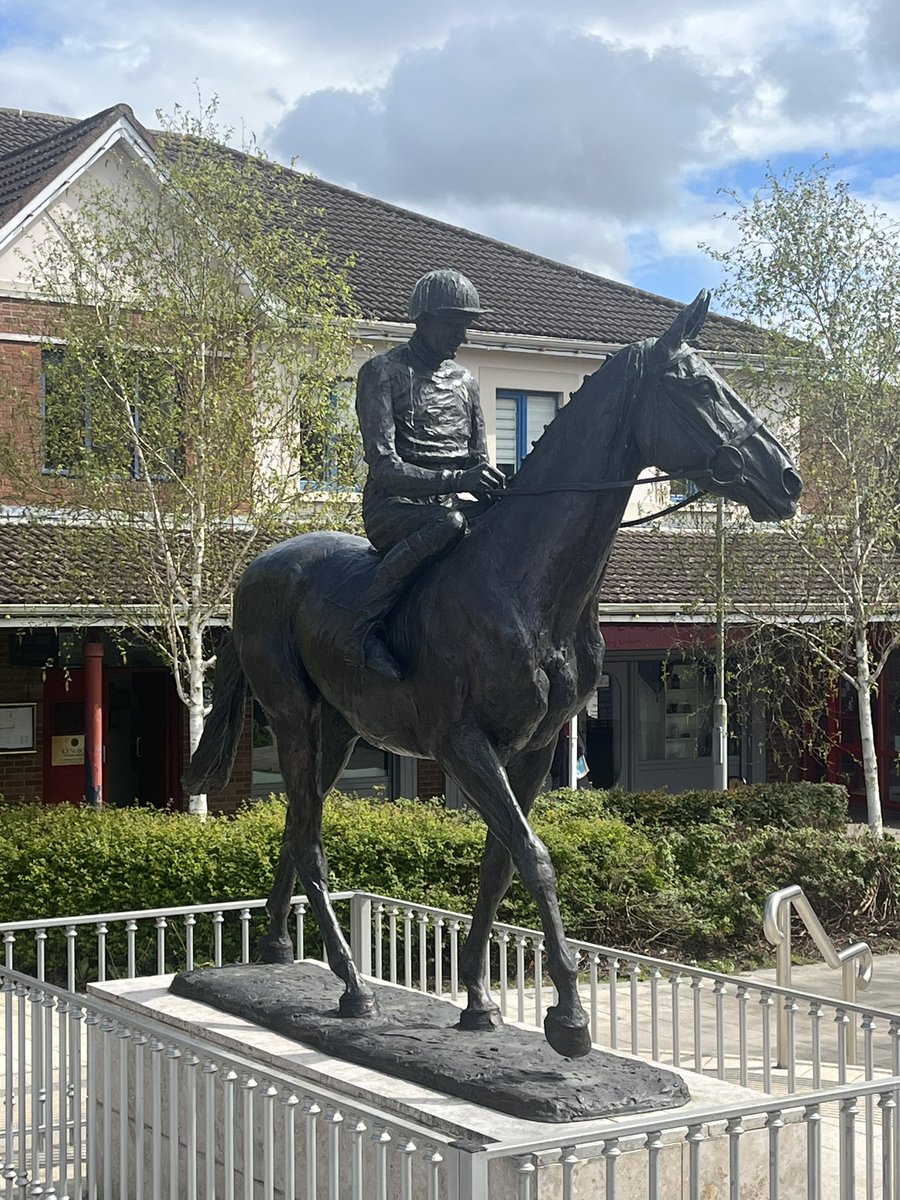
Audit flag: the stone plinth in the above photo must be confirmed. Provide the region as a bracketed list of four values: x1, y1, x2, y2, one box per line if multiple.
[89, 967, 804, 1199]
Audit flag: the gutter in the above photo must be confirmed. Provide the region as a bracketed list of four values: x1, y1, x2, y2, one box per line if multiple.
[598, 602, 900, 624]
[354, 320, 758, 370]
[0, 605, 231, 628]
[0, 600, 863, 629]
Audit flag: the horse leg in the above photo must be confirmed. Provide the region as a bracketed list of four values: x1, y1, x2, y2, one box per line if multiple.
[275, 703, 377, 1017]
[258, 689, 357, 965]
[259, 838, 297, 964]
[440, 720, 589, 1058]
[456, 744, 556, 1030]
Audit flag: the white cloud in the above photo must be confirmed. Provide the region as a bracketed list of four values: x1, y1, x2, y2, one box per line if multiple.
[1, 0, 899, 302]
[270, 20, 750, 220]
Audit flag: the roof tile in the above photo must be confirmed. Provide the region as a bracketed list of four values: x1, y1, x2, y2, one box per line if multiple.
[0, 522, 825, 613]
[0, 104, 757, 352]
[0, 104, 143, 230]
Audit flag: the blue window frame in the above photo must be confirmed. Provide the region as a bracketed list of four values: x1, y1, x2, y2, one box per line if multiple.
[495, 390, 559, 478]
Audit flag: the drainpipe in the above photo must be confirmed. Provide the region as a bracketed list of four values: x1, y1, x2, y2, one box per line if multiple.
[84, 639, 104, 808]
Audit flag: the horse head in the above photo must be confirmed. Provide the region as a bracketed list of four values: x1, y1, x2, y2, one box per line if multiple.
[638, 291, 802, 522]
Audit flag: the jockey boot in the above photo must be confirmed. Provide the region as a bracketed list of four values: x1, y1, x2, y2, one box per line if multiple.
[345, 512, 467, 680]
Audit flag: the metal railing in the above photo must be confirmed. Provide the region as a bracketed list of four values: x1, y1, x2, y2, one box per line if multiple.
[349, 892, 900, 1098]
[765, 884, 874, 1068]
[4, 961, 900, 1197]
[0, 892, 351, 991]
[3, 889, 900, 1196]
[468, 1079, 900, 1199]
[0, 964, 455, 1199]
[2, 889, 898, 1099]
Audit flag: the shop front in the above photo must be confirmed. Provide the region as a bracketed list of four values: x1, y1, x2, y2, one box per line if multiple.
[580, 624, 765, 794]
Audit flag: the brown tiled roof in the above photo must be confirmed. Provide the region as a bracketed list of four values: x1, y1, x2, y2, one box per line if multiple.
[292, 174, 756, 351]
[0, 104, 759, 353]
[0, 522, 155, 606]
[0, 104, 150, 230]
[600, 528, 838, 610]
[0, 108, 78, 156]
[0, 521, 835, 615]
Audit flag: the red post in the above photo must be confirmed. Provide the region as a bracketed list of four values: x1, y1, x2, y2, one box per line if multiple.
[84, 640, 104, 808]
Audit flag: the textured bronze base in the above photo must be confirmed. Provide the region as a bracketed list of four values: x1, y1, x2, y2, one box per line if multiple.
[170, 962, 690, 1123]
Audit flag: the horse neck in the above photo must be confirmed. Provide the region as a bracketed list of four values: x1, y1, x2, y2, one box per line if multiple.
[476, 345, 648, 635]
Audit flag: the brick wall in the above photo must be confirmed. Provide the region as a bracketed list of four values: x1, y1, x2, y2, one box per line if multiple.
[0, 295, 62, 337]
[0, 295, 98, 503]
[0, 631, 44, 802]
[415, 758, 445, 801]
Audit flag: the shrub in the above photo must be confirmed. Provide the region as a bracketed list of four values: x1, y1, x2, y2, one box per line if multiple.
[0, 781, 874, 980]
[0, 801, 287, 980]
[540, 781, 848, 832]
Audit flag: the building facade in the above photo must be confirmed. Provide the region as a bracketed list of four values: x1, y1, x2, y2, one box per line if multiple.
[2, 101, 874, 812]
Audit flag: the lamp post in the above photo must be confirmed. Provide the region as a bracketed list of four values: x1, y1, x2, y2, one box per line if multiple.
[568, 713, 579, 789]
[712, 495, 728, 790]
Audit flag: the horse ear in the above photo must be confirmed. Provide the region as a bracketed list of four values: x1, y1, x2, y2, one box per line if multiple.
[656, 290, 711, 356]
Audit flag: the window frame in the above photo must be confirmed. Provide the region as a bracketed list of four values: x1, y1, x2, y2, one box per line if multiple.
[495, 388, 560, 477]
[40, 347, 183, 481]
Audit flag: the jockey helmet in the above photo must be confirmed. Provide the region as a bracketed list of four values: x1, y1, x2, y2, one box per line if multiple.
[408, 270, 489, 322]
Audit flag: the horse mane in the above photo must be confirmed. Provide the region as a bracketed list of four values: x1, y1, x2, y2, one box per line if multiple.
[504, 338, 652, 491]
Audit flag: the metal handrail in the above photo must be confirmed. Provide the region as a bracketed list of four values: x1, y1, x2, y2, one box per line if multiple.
[764, 883, 873, 1066]
[0, 891, 355, 934]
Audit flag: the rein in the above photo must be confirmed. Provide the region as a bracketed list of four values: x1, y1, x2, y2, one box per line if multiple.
[489, 472, 711, 528]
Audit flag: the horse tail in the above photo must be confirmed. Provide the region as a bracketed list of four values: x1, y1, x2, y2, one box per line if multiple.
[182, 633, 248, 795]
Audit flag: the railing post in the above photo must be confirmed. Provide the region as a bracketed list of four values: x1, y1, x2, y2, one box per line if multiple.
[450, 1140, 489, 1200]
[349, 895, 373, 978]
[842, 959, 858, 1066]
[775, 902, 791, 1069]
[765, 884, 872, 1074]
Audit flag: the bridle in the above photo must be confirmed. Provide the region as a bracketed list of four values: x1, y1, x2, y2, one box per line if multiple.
[490, 370, 768, 527]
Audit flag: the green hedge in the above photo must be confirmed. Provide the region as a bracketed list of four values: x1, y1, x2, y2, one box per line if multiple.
[0, 781, 879, 981]
[542, 781, 849, 832]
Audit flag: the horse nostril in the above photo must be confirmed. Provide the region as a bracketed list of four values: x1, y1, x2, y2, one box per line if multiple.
[782, 467, 802, 500]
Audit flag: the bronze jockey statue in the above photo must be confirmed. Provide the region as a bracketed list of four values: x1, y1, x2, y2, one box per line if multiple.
[345, 270, 506, 679]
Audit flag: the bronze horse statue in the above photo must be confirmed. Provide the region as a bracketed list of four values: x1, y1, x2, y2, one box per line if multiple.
[185, 291, 801, 1058]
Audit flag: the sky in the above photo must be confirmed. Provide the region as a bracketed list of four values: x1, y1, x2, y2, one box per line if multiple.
[2, 0, 899, 309]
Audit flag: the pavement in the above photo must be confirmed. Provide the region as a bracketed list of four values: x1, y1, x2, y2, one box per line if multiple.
[742, 952, 900, 1013]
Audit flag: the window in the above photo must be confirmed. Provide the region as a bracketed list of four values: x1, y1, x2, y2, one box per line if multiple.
[323, 381, 363, 490]
[669, 478, 702, 505]
[636, 659, 714, 762]
[251, 700, 389, 797]
[42, 349, 182, 479]
[669, 477, 718, 510]
[495, 390, 559, 478]
[293, 381, 363, 492]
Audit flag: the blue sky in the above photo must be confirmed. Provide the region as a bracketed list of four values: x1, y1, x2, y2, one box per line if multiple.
[2, 0, 899, 312]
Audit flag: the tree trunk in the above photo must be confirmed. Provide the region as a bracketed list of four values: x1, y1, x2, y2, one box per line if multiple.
[855, 629, 883, 837]
[186, 623, 208, 819]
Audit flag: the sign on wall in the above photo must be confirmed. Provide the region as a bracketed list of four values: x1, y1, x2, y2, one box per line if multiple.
[0, 704, 37, 754]
[51, 735, 84, 766]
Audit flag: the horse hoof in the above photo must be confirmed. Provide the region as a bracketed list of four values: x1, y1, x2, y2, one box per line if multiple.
[544, 1007, 592, 1059]
[258, 934, 294, 965]
[458, 1006, 502, 1032]
[339, 990, 379, 1018]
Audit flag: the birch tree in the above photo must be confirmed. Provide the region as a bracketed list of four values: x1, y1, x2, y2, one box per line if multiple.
[2, 101, 360, 815]
[705, 161, 900, 836]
